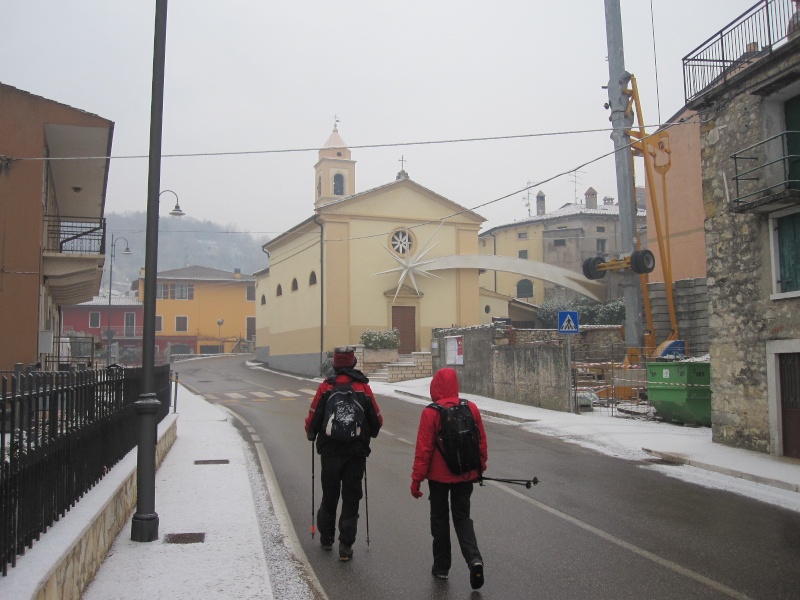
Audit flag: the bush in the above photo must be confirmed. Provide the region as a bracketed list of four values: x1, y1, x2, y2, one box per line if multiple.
[537, 297, 625, 328]
[360, 329, 401, 350]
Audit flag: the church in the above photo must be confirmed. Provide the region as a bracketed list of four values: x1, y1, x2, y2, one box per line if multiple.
[254, 126, 496, 376]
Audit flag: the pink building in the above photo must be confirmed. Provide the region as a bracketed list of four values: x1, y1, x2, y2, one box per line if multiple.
[62, 294, 143, 365]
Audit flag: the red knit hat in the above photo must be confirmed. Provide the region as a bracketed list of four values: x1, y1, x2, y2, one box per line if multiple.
[333, 346, 357, 369]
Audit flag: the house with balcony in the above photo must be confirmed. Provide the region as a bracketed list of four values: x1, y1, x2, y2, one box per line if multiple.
[61, 294, 144, 366]
[682, 0, 800, 457]
[134, 265, 256, 358]
[0, 83, 113, 372]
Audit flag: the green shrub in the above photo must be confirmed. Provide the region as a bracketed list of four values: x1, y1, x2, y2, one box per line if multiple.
[360, 329, 401, 350]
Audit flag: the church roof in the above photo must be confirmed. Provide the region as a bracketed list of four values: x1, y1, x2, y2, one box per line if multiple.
[322, 127, 347, 149]
[317, 177, 486, 222]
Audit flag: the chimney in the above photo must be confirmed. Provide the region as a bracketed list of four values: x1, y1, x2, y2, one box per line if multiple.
[536, 191, 546, 216]
[234, 268, 241, 279]
[603, 196, 614, 206]
[584, 187, 598, 210]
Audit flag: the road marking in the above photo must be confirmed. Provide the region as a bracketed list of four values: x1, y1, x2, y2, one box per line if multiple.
[298, 388, 317, 395]
[205, 394, 220, 400]
[275, 390, 300, 397]
[491, 481, 754, 600]
[251, 391, 273, 398]
[241, 378, 275, 390]
[225, 392, 246, 399]
[381, 429, 396, 436]
[396, 437, 413, 445]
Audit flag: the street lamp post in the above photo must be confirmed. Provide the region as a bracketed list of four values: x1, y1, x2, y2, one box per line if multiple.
[106, 235, 131, 366]
[132, 0, 169, 543]
[217, 318, 224, 354]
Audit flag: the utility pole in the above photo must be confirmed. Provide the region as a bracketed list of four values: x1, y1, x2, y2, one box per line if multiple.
[604, 0, 643, 359]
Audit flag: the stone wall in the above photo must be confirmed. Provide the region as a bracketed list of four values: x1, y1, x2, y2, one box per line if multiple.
[694, 42, 800, 453]
[431, 325, 570, 411]
[29, 416, 178, 600]
[387, 352, 432, 382]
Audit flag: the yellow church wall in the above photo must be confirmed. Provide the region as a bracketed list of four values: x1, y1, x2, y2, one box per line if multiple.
[478, 288, 512, 324]
[262, 228, 322, 356]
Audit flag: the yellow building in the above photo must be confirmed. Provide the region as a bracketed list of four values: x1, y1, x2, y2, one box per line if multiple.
[256, 127, 487, 375]
[136, 266, 255, 357]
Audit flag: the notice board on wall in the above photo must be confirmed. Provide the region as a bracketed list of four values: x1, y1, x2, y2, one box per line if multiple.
[444, 335, 464, 365]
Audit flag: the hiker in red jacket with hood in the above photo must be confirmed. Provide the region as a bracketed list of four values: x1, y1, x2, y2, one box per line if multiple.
[410, 367, 488, 590]
[306, 347, 383, 562]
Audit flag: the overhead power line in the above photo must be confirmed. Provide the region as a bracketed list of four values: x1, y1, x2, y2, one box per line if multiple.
[11, 119, 696, 162]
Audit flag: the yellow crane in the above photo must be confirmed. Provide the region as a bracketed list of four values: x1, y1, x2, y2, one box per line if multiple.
[582, 74, 682, 364]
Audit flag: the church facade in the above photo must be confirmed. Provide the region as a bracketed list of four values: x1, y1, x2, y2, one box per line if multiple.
[255, 127, 490, 376]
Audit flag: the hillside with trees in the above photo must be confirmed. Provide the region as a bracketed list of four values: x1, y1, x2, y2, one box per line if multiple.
[103, 212, 270, 293]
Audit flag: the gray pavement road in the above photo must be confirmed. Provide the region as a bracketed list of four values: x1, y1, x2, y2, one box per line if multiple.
[178, 356, 800, 600]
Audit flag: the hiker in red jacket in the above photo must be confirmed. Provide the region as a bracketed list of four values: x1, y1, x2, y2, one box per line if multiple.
[410, 367, 488, 589]
[305, 346, 382, 562]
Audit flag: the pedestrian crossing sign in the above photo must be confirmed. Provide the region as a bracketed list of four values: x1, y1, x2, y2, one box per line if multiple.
[558, 311, 579, 334]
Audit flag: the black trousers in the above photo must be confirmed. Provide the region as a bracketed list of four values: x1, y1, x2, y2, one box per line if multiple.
[317, 454, 365, 547]
[428, 480, 482, 571]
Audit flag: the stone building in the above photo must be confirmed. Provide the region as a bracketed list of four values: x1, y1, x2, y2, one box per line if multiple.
[684, 0, 800, 457]
[479, 187, 646, 304]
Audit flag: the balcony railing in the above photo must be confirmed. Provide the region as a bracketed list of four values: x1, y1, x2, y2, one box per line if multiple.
[683, 0, 798, 104]
[43, 216, 105, 255]
[731, 130, 800, 212]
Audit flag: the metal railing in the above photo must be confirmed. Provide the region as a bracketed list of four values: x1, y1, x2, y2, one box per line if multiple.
[731, 130, 800, 208]
[0, 364, 171, 575]
[683, 0, 797, 103]
[43, 216, 105, 255]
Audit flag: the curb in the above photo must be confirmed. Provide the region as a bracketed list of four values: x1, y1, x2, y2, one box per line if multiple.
[642, 449, 800, 493]
[393, 389, 538, 424]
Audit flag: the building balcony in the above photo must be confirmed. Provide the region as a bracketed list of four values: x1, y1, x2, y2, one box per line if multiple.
[731, 131, 800, 213]
[42, 216, 105, 305]
[683, 0, 798, 105]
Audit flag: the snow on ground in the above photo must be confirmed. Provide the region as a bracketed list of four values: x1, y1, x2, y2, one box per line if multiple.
[371, 377, 800, 514]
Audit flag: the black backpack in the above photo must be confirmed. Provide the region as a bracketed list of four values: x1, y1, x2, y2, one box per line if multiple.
[321, 378, 367, 441]
[429, 399, 482, 475]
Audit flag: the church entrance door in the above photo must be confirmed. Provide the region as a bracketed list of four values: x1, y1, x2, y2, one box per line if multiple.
[392, 306, 416, 354]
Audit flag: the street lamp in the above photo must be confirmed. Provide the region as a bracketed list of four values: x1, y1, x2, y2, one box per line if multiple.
[132, 0, 170, 544]
[160, 189, 185, 217]
[106, 235, 131, 365]
[217, 318, 224, 354]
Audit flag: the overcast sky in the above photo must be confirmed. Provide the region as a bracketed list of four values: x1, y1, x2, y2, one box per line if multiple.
[3, 1, 757, 241]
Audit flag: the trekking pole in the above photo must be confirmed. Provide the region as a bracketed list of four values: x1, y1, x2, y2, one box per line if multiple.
[479, 476, 539, 489]
[364, 461, 370, 546]
[310, 441, 316, 539]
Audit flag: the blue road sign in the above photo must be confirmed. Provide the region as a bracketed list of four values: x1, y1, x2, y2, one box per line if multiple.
[558, 311, 579, 334]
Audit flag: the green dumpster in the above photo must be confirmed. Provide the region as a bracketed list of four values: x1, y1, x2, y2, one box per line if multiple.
[646, 362, 711, 426]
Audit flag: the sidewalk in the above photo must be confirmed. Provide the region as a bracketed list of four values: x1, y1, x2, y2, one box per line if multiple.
[3, 375, 800, 599]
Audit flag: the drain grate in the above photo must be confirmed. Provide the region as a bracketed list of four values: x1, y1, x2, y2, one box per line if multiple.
[194, 459, 230, 465]
[164, 532, 206, 544]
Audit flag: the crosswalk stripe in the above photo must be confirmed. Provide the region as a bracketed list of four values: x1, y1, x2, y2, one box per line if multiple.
[275, 390, 300, 397]
[299, 388, 317, 395]
[225, 392, 246, 399]
[251, 391, 273, 398]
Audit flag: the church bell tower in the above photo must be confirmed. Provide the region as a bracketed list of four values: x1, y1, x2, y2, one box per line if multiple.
[314, 121, 356, 209]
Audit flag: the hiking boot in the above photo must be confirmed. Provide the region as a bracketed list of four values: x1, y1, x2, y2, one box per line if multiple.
[469, 560, 484, 590]
[338, 542, 353, 562]
[431, 566, 449, 580]
[320, 535, 333, 551]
